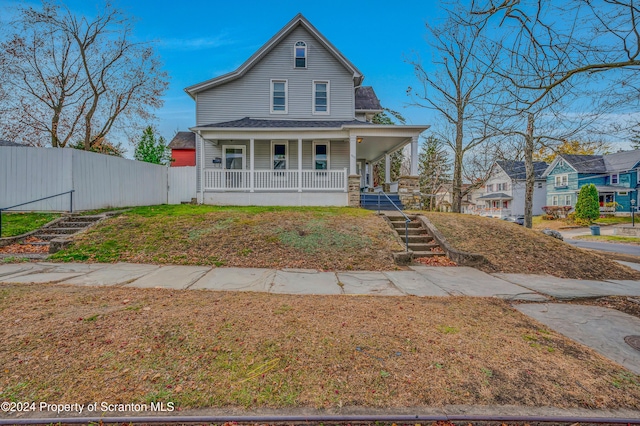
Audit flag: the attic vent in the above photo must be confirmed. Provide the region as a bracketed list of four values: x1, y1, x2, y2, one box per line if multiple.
[295, 41, 307, 68]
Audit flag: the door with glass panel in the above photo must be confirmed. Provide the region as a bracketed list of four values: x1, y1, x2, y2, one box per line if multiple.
[223, 146, 245, 189]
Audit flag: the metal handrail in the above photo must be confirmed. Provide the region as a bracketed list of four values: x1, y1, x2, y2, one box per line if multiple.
[0, 190, 74, 237]
[377, 191, 411, 252]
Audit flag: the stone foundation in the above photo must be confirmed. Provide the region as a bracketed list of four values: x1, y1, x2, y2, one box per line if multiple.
[348, 175, 361, 207]
[383, 183, 391, 193]
[398, 176, 421, 210]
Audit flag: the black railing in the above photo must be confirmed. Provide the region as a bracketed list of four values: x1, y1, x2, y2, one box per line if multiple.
[377, 191, 410, 252]
[0, 190, 74, 238]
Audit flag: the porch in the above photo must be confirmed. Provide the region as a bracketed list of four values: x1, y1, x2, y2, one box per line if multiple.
[191, 119, 430, 207]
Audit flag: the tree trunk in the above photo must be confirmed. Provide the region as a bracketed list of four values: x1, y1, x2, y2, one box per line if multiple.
[452, 120, 464, 213]
[524, 113, 535, 228]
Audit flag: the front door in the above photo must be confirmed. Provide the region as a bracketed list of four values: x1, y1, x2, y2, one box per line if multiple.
[223, 145, 246, 189]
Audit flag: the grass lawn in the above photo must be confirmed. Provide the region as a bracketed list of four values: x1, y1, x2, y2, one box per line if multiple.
[532, 215, 635, 231]
[574, 235, 640, 245]
[0, 212, 60, 238]
[423, 213, 640, 281]
[595, 216, 635, 225]
[50, 205, 402, 271]
[1, 283, 638, 410]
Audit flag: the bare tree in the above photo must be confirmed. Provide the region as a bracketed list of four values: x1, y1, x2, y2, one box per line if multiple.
[463, 0, 633, 227]
[408, 11, 505, 213]
[0, 2, 168, 149]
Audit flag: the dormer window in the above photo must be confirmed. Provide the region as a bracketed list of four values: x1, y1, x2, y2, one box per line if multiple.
[294, 41, 307, 68]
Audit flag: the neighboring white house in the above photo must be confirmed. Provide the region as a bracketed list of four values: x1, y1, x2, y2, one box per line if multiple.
[470, 160, 548, 217]
[183, 14, 429, 207]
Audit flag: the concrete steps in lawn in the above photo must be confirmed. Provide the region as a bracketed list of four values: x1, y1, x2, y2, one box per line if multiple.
[32, 215, 104, 252]
[386, 214, 446, 258]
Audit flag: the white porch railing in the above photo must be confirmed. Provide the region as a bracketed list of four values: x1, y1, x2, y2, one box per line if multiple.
[203, 169, 347, 191]
[469, 207, 512, 218]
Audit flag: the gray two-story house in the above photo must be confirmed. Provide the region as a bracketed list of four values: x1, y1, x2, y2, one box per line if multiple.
[182, 14, 428, 207]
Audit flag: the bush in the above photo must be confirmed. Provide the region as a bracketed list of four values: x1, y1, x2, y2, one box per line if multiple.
[575, 184, 600, 224]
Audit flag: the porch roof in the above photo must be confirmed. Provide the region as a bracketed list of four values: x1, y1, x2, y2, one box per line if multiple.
[195, 117, 373, 129]
[593, 185, 634, 193]
[477, 192, 513, 200]
[191, 118, 430, 164]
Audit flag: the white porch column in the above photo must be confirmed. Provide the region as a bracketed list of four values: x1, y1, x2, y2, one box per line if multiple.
[410, 135, 419, 176]
[349, 134, 357, 175]
[385, 153, 391, 184]
[249, 138, 255, 193]
[197, 133, 204, 204]
[298, 138, 302, 192]
[365, 162, 371, 188]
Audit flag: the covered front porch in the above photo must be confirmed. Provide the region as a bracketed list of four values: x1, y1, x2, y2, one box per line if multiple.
[191, 119, 429, 207]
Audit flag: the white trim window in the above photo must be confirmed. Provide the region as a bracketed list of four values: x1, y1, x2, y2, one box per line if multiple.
[222, 145, 246, 170]
[294, 41, 307, 68]
[552, 195, 558, 206]
[564, 194, 571, 206]
[313, 80, 329, 115]
[313, 140, 330, 170]
[497, 182, 509, 191]
[270, 79, 288, 114]
[555, 174, 568, 187]
[271, 140, 289, 170]
[611, 173, 619, 184]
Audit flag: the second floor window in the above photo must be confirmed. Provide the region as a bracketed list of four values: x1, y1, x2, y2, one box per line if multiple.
[271, 80, 287, 113]
[295, 41, 307, 68]
[555, 174, 568, 187]
[611, 173, 619, 184]
[313, 81, 329, 114]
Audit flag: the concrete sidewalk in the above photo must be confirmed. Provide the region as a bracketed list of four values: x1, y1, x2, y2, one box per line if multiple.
[1, 262, 640, 382]
[0, 261, 638, 300]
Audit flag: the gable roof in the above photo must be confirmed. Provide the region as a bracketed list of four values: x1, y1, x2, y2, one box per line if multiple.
[355, 86, 382, 111]
[168, 132, 195, 150]
[559, 154, 606, 174]
[0, 139, 22, 146]
[496, 160, 548, 180]
[185, 14, 364, 98]
[603, 149, 640, 172]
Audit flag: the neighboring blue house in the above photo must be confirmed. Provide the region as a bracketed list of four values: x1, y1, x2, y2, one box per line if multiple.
[542, 150, 640, 215]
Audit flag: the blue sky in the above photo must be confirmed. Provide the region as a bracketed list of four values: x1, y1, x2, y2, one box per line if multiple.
[5, 0, 443, 140]
[1, 0, 636, 151]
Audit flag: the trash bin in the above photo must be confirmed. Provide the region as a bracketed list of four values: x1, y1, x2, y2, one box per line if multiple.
[590, 225, 601, 236]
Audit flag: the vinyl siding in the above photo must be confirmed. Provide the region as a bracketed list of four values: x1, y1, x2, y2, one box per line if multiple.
[202, 139, 347, 172]
[196, 25, 355, 125]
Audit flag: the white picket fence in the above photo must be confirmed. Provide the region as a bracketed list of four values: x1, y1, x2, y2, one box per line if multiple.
[0, 147, 195, 211]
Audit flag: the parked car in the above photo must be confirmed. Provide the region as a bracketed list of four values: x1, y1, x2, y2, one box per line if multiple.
[503, 215, 525, 225]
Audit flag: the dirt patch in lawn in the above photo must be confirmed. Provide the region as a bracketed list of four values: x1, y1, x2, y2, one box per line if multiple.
[1, 283, 638, 410]
[50, 205, 402, 271]
[423, 213, 640, 281]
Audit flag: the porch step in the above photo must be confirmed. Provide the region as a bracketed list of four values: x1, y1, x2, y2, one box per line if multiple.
[64, 215, 102, 222]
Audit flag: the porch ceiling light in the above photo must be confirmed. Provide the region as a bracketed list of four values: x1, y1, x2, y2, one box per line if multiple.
[357, 137, 363, 143]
